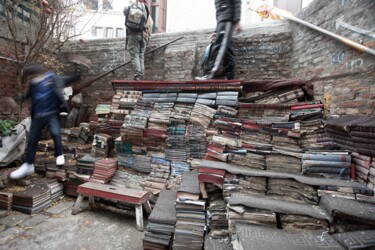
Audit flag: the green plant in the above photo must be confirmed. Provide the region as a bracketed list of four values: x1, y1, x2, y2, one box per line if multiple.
[0, 120, 17, 136]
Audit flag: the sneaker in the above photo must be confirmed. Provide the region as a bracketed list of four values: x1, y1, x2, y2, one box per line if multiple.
[195, 72, 215, 81]
[56, 155, 65, 166]
[10, 163, 35, 180]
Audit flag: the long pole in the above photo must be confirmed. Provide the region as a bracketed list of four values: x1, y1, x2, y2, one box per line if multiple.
[272, 8, 375, 57]
[73, 36, 184, 94]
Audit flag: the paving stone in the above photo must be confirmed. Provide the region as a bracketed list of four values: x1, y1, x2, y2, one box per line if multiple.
[0, 210, 10, 218]
[0, 212, 30, 227]
[20, 214, 49, 227]
[45, 201, 74, 215]
[0, 226, 25, 245]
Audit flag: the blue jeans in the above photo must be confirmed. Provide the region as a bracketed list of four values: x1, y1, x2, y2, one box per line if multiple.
[25, 113, 63, 164]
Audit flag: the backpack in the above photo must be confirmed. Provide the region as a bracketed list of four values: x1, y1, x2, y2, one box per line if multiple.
[201, 42, 225, 77]
[125, 2, 147, 32]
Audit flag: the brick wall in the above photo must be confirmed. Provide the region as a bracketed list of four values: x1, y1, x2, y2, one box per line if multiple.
[2, 0, 373, 120]
[291, 0, 375, 116]
[62, 22, 293, 115]
[0, 37, 22, 120]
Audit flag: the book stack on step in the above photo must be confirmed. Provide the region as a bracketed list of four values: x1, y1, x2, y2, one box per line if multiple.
[110, 167, 147, 191]
[196, 92, 217, 106]
[111, 90, 142, 114]
[45, 155, 59, 179]
[176, 93, 197, 104]
[186, 125, 207, 159]
[165, 125, 187, 162]
[144, 157, 170, 195]
[189, 103, 216, 129]
[267, 178, 318, 205]
[173, 170, 206, 249]
[207, 198, 228, 238]
[142, 93, 177, 103]
[92, 133, 112, 157]
[77, 123, 91, 145]
[12, 184, 51, 214]
[368, 158, 375, 193]
[215, 105, 237, 118]
[301, 152, 351, 179]
[148, 103, 174, 127]
[290, 101, 324, 121]
[143, 190, 177, 250]
[198, 167, 226, 188]
[33, 179, 64, 202]
[130, 155, 151, 174]
[325, 115, 375, 156]
[168, 162, 190, 190]
[76, 154, 99, 176]
[299, 119, 327, 149]
[279, 214, 329, 231]
[0, 192, 13, 210]
[90, 158, 117, 184]
[215, 91, 238, 107]
[121, 111, 148, 144]
[170, 103, 193, 124]
[223, 175, 267, 201]
[351, 152, 371, 184]
[34, 152, 48, 173]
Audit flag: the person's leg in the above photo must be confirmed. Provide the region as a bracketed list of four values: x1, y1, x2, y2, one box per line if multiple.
[224, 40, 236, 80]
[10, 117, 47, 179]
[196, 21, 233, 80]
[128, 34, 142, 80]
[48, 113, 64, 165]
[139, 38, 146, 79]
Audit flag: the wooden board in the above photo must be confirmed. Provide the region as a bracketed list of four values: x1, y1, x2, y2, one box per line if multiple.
[77, 182, 149, 205]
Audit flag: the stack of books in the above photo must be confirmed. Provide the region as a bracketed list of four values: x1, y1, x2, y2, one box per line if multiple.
[12, 184, 52, 214]
[143, 190, 177, 249]
[173, 170, 206, 249]
[76, 154, 99, 176]
[90, 158, 118, 184]
[0, 192, 12, 210]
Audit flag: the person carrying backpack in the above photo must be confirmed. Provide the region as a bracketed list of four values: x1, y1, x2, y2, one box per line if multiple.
[196, 0, 242, 80]
[124, 0, 153, 80]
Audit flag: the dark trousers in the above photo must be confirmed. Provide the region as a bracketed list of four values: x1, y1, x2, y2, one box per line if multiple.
[25, 113, 62, 164]
[209, 21, 236, 79]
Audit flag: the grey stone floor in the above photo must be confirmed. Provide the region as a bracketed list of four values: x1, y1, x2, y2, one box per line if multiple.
[0, 198, 144, 250]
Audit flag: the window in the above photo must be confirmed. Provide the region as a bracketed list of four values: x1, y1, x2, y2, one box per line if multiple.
[116, 28, 124, 38]
[92, 26, 103, 37]
[106, 27, 113, 38]
[84, 0, 98, 10]
[103, 0, 113, 10]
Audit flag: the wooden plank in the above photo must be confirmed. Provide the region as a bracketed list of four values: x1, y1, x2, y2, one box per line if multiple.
[71, 194, 84, 215]
[135, 205, 144, 231]
[143, 200, 152, 215]
[88, 196, 95, 208]
[200, 182, 208, 199]
[77, 182, 149, 205]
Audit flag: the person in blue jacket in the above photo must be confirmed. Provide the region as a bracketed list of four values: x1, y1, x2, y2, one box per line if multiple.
[196, 0, 242, 80]
[10, 62, 82, 180]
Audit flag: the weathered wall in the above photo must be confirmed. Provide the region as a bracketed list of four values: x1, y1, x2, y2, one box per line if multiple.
[291, 0, 375, 116]
[62, 22, 293, 114]
[0, 37, 21, 120]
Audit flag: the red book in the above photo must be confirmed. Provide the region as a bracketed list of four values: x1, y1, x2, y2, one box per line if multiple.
[291, 104, 324, 110]
[198, 167, 226, 177]
[198, 173, 224, 186]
